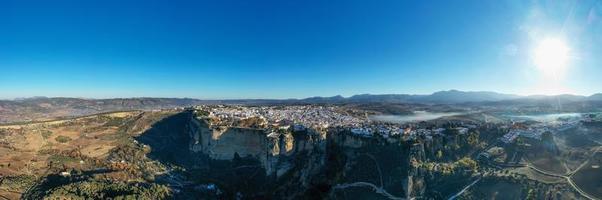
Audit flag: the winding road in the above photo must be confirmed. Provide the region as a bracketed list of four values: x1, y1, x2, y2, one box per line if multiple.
[447, 176, 482, 200]
[525, 146, 602, 200]
[331, 182, 406, 200]
[527, 164, 598, 200]
[331, 153, 406, 200]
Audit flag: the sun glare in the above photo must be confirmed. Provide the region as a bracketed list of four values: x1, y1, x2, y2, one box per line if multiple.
[533, 37, 570, 77]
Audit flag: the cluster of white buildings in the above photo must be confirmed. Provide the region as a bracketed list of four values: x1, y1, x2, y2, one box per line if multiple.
[195, 105, 363, 129]
[194, 105, 479, 141]
[501, 129, 538, 143]
[500, 115, 583, 144]
[348, 124, 469, 140]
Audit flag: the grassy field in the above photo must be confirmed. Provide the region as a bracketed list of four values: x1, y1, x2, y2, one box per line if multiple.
[512, 167, 565, 184]
[572, 152, 602, 199]
[0, 110, 176, 199]
[467, 179, 522, 200]
[525, 153, 567, 174]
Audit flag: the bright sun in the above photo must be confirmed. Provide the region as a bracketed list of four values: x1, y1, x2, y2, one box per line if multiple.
[533, 37, 570, 76]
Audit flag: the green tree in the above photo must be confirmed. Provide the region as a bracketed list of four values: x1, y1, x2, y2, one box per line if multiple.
[467, 131, 479, 146]
[526, 188, 536, 200]
[456, 157, 478, 171]
[436, 150, 443, 159]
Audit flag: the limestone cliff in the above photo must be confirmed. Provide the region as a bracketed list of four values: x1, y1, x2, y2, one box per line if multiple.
[137, 111, 433, 199]
[186, 113, 324, 177]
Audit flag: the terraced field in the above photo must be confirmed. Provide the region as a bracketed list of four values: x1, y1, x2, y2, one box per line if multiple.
[0, 110, 178, 199]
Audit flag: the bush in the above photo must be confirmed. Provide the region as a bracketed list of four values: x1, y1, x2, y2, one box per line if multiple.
[0, 175, 37, 191]
[41, 130, 53, 139]
[456, 157, 478, 171]
[48, 154, 78, 164]
[55, 136, 72, 143]
[43, 180, 171, 199]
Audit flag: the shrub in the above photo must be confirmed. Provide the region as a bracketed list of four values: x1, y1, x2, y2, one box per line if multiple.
[43, 180, 171, 199]
[0, 175, 37, 191]
[55, 136, 72, 143]
[456, 157, 478, 171]
[41, 130, 53, 139]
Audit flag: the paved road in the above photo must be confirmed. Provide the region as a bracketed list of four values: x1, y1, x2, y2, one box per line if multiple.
[527, 163, 597, 200]
[525, 164, 565, 178]
[447, 176, 482, 200]
[331, 182, 406, 200]
[484, 148, 600, 200]
[526, 146, 602, 200]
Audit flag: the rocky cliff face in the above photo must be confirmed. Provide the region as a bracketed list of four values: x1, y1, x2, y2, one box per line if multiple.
[325, 130, 430, 199]
[136, 111, 436, 199]
[186, 113, 323, 177]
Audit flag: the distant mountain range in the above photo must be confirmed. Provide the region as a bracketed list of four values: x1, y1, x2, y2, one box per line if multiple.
[342, 90, 521, 103]
[588, 93, 602, 101]
[4, 90, 602, 105]
[297, 90, 602, 104]
[2, 90, 601, 124]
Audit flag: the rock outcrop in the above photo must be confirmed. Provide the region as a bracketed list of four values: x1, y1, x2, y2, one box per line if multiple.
[186, 113, 322, 177]
[135, 110, 469, 199]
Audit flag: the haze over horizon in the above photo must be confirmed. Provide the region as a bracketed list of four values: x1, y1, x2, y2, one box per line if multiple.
[2, 0, 601, 99]
[3, 89, 601, 101]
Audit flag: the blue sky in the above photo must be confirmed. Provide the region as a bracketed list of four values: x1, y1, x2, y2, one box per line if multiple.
[1, 0, 601, 99]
